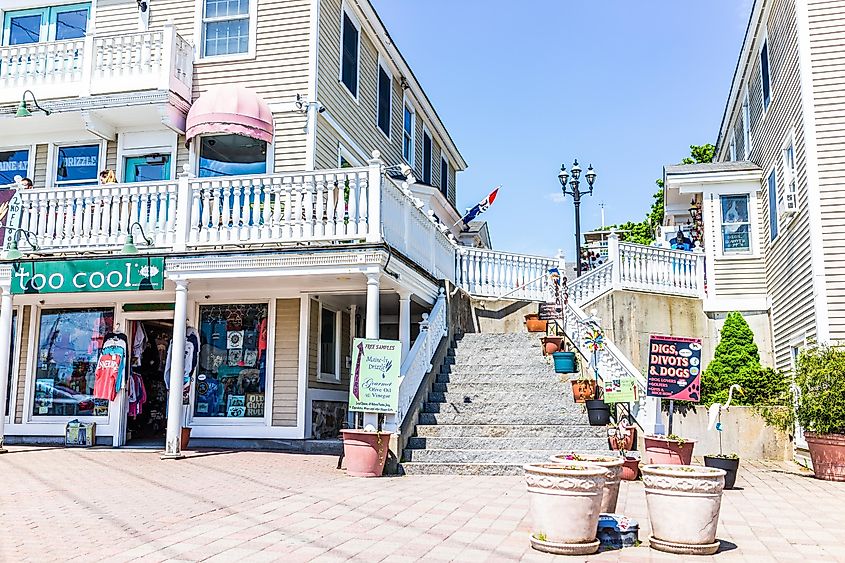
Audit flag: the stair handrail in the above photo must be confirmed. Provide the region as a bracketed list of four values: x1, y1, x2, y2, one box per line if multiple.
[566, 261, 614, 305]
[396, 288, 448, 428]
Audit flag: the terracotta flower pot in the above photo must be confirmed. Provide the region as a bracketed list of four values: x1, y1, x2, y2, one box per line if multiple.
[341, 429, 389, 477]
[805, 432, 845, 482]
[620, 456, 640, 481]
[549, 453, 624, 513]
[524, 314, 547, 333]
[642, 464, 726, 555]
[643, 435, 695, 465]
[570, 379, 596, 403]
[524, 462, 606, 555]
[541, 336, 564, 356]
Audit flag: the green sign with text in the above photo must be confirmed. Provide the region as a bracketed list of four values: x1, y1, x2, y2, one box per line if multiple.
[11, 257, 165, 295]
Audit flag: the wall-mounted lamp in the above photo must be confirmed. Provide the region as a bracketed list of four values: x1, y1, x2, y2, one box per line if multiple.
[122, 222, 153, 255]
[4, 228, 39, 260]
[137, 0, 148, 12]
[15, 90, 51, 118]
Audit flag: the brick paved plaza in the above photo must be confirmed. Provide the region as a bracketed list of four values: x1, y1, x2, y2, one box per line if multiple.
[1, 447, 843, 562]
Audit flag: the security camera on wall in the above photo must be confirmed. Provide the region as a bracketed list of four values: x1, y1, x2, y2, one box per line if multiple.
[137, 0, 150, 31]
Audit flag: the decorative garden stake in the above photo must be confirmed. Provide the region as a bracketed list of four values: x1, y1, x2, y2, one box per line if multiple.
[704, 384, 743, 489]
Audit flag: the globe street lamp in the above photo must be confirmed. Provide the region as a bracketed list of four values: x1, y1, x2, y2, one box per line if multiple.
[559, 160, 597, 276]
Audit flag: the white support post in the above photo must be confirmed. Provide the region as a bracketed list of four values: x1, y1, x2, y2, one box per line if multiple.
[695, 254, 706, 298]
[398, 289, 412, 360]
[80, 33, 95, 96]
[173, 173, 191, 252]
[161, 23, 176, 91]
[366, 151, 384, 243]
[363, 271, 381, 429]
[608, 233, 621, 289]
[162, 279, 189, 459]
[0, 285, 13, 453]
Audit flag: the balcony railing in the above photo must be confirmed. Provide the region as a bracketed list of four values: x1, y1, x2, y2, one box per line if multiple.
[0, 24, 193, 104]
[4, 162, 458, 283]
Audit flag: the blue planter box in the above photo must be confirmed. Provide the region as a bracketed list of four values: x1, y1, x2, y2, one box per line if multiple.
[552, 351, 577, 373]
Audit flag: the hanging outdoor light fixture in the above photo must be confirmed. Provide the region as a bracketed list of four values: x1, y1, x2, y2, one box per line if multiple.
[15, 90, 51, 118]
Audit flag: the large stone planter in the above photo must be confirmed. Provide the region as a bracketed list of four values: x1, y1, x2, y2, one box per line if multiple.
[805, 432, 845, 482]
[642, 464, 726, 555]
[549, 453, 624, 513]
[524, 462, 606, 555]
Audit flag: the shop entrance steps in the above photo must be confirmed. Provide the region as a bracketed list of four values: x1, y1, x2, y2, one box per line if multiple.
[398, 332, 609, 476]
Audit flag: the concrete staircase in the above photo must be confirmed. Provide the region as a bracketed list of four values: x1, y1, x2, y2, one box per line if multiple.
[399, 332, 608, 475]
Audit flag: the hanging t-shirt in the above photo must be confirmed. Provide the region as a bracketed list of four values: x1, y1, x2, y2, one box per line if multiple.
[93, 353, 121, 401]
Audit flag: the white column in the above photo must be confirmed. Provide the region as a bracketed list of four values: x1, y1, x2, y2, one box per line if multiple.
[162, 279, 188, 459]
[398, 290, 411, 360]
[0, 286, 13, 453]
[365, 272, 380, 339]
[608, 233, 621, 289]
[363, 272, 380, 429]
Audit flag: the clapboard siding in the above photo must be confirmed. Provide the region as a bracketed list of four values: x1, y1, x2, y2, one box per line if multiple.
[93, 0, 137, 35]
[308, 298, 319, 383]
[715, 0, 816, 369]
[13, 306, 30, 424]
[316, 0, 458, 207]
[33, 145, 48, 189]
[272, 298, 299, 427]
[808, 0, 845, 343]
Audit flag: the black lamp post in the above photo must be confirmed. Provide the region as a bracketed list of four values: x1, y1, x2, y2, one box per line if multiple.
[559, 160, 597, 276]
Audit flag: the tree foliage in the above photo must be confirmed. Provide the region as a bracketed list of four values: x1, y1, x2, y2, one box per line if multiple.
[702, 312, 789, 407]
[603, 144, 715, 245]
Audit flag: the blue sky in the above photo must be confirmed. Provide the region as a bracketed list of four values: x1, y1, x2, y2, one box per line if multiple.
[371, 0, 753, 258]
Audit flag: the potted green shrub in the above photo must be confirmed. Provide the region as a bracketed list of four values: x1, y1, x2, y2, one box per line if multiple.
[788, 345, 845, 481]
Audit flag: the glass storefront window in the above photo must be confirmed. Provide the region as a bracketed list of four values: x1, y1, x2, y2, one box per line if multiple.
[198, 134, 266, 177]
[4, 312, 16, 418]
[124, 154, 171, 182]
[55, 144, 100, 187]
[0, 149, 29, 185]
[196, 303, 268, 418]
[33, 308, 113, 417]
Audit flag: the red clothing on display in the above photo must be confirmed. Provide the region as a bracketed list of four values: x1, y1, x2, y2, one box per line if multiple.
[93, 353, 121, 401]
[257, 317, 268, 357]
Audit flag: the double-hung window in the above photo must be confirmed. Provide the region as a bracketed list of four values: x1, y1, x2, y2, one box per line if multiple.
[742, 91, 752, 157]
[319, 307, 340, 382]
[201, 0, 251, 58]
[402, 103, 415, 165]
[2, 3, 90, 45]
[767, 169, 778, 241]
[781, 138, 797, 214]
[720, 194, 752, 254]
[440, 154, 448, 198]
[377, 62, 391, 137]
[760, 40, 771, 112]
[340, 9, 359, 97]
[422, 130, 432, 184]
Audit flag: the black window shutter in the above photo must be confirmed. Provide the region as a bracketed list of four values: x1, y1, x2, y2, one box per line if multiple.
[423, 133, 432, 184]
[341, 14, 359, 96]
[378, 66, 390, 135]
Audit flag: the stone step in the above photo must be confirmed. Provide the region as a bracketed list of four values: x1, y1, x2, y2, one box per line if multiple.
[415, 424, 605, 438]
[421, 401, 583, 416]
[435, 373, 562, 385]
[419, 412, 587, 425]
[428, 391, 573, 404]
[456, 333, 540, 342]
[406, 436, 608, 451]
[398, 462, 530, 476]
[443, 357, 550, 368]
[402, 448, 568, 464]
[431, 382, 564, 394]
[439, 365, 557, 376]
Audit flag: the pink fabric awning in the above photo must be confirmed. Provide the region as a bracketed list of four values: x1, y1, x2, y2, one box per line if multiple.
[186, 86, 274, 145]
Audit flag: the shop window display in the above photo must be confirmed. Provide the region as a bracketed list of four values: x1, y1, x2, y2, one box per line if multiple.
[3, 311, 16, 417]
[33, 308, 113, 417]
[196, 303, 268, 418]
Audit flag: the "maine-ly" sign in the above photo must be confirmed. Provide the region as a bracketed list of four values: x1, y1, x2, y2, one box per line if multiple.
[11, 257, 165, 295]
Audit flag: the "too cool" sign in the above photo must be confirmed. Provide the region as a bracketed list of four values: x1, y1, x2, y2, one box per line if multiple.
[11, 257, 165, 295]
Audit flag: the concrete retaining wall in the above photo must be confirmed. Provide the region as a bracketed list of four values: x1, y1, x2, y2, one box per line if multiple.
[663, 406, 791, 461]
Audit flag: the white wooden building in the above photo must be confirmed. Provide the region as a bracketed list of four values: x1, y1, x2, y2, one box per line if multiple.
[0, 0, 468, 453]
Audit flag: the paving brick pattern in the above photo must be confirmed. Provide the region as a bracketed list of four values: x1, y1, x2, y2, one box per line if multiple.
[1, 448, 843, 562]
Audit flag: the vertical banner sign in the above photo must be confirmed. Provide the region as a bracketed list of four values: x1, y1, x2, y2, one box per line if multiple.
[0, 189, 19, 249]
[349, 338, 401, 413]
[646, 335, 703, 401]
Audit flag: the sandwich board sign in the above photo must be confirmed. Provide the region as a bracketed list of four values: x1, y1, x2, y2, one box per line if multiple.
[348, 338, 401, 413]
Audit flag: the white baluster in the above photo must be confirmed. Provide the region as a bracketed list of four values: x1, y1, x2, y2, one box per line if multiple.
[357, 173, 369, 237]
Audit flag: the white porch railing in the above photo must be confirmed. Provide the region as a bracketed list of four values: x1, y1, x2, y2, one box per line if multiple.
[0, 24, 193, 104]
[4, 159, 459, 283]
[615, 240, 704, 298]
[393, 289, 448, 430]
[456, 248, 557, 301]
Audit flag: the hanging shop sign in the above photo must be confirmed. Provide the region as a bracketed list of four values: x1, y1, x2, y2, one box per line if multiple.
[348, 338, 401, 413]
[646, 335, 703, 401]
[11, 257, 165, 295]
[603, 377, 638, 403]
